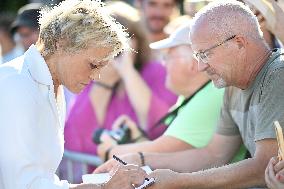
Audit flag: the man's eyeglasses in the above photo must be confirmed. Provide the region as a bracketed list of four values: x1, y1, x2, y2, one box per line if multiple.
[193, 35, 236, 64]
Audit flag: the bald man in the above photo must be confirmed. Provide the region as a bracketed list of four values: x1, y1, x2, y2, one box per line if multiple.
[124, 1, 283, 189]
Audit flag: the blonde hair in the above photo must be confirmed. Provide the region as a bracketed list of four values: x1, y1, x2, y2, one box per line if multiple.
[37, 0, 129, 61]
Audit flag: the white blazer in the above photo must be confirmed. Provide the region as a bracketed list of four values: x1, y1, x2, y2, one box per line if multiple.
[0, 45, 69, 189]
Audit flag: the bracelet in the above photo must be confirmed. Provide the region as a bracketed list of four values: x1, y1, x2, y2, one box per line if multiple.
[104, 146, 114, 162]
[138, 152, 145, 166]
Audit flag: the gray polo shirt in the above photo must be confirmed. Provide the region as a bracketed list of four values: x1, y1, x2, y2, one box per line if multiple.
[217, 48, 284, 156]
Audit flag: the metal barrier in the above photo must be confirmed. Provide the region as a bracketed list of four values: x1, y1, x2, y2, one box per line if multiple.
[60, 150, 103, 183]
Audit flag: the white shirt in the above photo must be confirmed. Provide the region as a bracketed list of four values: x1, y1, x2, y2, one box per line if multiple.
[0, 45, 69, 189]
[0, 45, 24, 65]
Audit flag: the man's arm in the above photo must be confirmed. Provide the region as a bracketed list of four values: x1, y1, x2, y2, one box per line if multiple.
[97, 135, 193, 163]
[143, 134, 242, 172]
[149, 138, 278, 189]
[96, 134, 240, 173]
[95, 136, 193, 173]
[110, 135, 193, 156]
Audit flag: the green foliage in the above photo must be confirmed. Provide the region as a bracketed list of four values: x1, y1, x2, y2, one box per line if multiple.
[0, 0, 28, 13]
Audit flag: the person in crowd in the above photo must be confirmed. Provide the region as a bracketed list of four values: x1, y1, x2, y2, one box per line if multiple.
[163, 14, 192, 35]
[95, 23, 246, 165]
[183, 0, 211, 17]
[135, 0, 180, 60]
[98, 1, 284, 188]
[136, 0, 178, 42]
[0, 0, 149, 188]
[0, 12, 23, 64]
[243, 0, 283, 49]
[244, 0, 284, 45]
[11, 3, 42, 51]
[63, 0, 177, 179]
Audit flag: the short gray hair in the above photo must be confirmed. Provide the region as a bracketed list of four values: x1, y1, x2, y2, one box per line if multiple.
[37, 0, 129, 61]
[191, 0, 263, 41]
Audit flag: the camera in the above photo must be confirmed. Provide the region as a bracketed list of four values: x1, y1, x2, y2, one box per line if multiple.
[92, 124, 132, 145]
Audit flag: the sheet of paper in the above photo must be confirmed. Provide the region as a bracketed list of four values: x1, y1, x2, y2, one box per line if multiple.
[135, 178, 155, 189]
[82, 166, 154, 189]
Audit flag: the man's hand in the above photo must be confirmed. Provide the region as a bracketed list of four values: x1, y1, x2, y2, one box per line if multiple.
[148, 169, 181, 189]
[265, 156, 284, 188]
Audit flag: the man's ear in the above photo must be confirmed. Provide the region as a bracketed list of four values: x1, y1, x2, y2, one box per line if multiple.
[234, 35, 248, 63]
[235, 35, 247, 50]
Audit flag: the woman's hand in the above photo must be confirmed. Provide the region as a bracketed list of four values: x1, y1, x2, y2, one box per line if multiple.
[112, 115, 146, 141]
[97, 115, 146, 160]
[97, 133, 117, 160]
[98, 62, 121, 87]
[113, 52, 135, 79]
[104, 164, 148, 189]
[94, 153, 142, 174]
[71, 164, 148, 189]
[265, 156, 284, 189]
[112, 42, 136, 78]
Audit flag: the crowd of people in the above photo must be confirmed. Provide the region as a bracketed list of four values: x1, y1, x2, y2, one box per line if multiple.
[0, 0, 284, 189]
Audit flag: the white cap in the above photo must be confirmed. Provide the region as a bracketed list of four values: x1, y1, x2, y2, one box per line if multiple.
[149, 23, 191, 50]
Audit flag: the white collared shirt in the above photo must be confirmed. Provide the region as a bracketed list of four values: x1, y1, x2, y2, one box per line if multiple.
[0, 45, 69, 189]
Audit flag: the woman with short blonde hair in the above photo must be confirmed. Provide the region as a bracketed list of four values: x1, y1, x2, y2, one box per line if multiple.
[0, 0, 148, 189]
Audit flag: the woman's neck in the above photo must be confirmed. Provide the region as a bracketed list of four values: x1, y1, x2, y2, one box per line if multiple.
[36, 43, 60, 97]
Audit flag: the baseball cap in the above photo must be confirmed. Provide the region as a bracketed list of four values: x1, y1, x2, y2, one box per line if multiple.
[11, 3, 43, 34]
[149, 23, 191, 50]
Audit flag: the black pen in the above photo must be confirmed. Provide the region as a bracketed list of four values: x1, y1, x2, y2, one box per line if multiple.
[113, 155, 149, 181]
[113, 154, 127, 165]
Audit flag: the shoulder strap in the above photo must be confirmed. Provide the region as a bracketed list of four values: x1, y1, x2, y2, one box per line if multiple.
[152, 80, 211, 129]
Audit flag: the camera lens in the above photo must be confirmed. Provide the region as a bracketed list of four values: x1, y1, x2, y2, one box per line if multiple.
[92, 124, 132, 145]
[114, 124, 131, 144]
[92, 128, 105, 144]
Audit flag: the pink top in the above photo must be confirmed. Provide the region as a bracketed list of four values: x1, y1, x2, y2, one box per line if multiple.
[64, 61, 177, 155]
